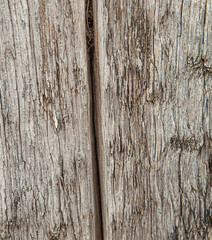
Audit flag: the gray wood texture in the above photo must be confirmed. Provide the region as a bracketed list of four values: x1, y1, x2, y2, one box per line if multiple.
[0, 1, 96, 239]
[0, 0, 211, 239]
[96, 0, 212, 239]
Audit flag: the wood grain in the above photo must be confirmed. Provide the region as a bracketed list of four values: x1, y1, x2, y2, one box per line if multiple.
[0, 0, 96, 239]
[96, 0, 212, 239]
[0, 0, 211, 239]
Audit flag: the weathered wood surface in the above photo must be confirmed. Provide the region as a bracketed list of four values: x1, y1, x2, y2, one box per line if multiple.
[0, 0, 212, 239]
[0, 1, 96, 239]
[96, 0, 212, 239]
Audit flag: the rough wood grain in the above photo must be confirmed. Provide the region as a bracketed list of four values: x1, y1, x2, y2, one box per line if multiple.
[0, 1, 97, 239]
[96, 0, 212, 239]
[1, 0, 212, 239]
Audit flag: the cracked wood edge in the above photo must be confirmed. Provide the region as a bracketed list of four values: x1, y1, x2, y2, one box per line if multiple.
[86, 0, 104, 239]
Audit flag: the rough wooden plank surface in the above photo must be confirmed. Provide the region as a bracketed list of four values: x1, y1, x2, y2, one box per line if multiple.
[0, 1, 96, 239]
[1, 0, 212, 239]
[96, 0, 212, 239]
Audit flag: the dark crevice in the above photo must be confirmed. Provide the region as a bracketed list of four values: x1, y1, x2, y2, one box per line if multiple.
[85, 1, 104, 239]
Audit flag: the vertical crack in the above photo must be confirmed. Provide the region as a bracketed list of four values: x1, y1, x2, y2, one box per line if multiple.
[85, 0, 104, 239]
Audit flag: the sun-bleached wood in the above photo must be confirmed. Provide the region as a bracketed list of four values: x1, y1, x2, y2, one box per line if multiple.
[0, 1, 96, 239]
[96, 0, 211, 239]
[1, 0, 212, 239]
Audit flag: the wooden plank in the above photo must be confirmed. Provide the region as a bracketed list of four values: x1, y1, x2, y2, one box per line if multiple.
[1, 0, 211, 239]
[95, 0, 212, 239]
[0, 0, 96, 239]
